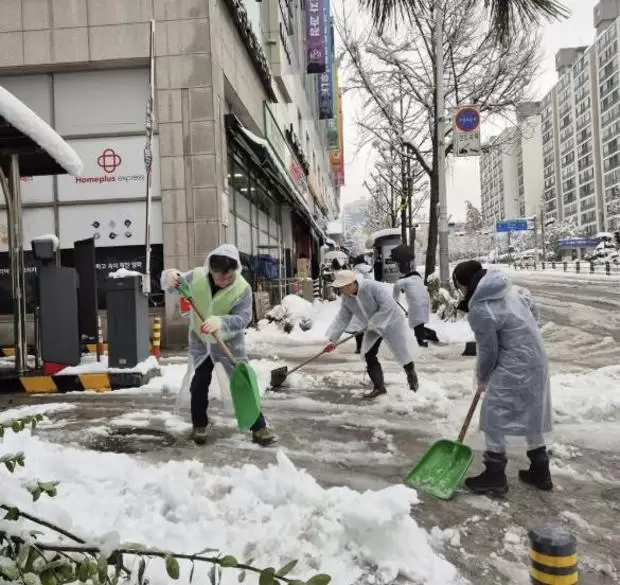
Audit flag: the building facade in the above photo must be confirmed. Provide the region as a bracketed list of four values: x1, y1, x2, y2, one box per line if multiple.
[479, 104, 544, 228]
[0, 0, 343, 343]
[541, 0, 620, 234]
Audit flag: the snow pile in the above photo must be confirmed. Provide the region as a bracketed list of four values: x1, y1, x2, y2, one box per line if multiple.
[0, 424, 466, 585]
[264, 294, 314, 332]
[0, 85, 83, 176]
[552, 365, 620, 423]
[108, 267, 142, 279]
[56, 355, 160, 376]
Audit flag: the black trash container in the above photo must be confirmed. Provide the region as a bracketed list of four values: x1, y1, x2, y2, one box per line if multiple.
[105, 275, 149, 368]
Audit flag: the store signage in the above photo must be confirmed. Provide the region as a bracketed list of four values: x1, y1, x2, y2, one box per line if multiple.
[305, 0, 326, 73]
[317, 10, 334, 119]
[263, 103, 308, 197]
[57, 136, 160, 202]
[58, 200, 163, 249]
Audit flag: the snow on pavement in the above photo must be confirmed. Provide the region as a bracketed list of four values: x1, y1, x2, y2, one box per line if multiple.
[1, 423, 466, 585]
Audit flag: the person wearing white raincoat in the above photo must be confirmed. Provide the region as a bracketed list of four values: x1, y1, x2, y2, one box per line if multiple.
[392, 264, 438, 347]
[161, 244, 276, 447]
[324, 270, 418, 398]
[349, 256, 374, 354]
[452, 260, 552, 496]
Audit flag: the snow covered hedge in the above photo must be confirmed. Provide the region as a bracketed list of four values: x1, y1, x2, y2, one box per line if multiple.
[265, 295, 313, 334]
[0, 415, 331, 585]
[426, 274, 463, 322]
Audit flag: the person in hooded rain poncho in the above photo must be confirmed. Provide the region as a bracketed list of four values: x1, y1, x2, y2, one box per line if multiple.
[392, 260, 439, 347]
[324, 269, 419, 398]
[348, 255, 374, 354]
[161, 244, 276, 447]
[452, 260, 553, 496]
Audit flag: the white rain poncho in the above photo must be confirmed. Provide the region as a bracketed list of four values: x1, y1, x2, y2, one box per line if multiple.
[346, 263, 374, 333]
[468, 270, 552, 436]
[328, 275, 413, 366]
[160, 243, 252, 373]
[393, 273, 430, 329]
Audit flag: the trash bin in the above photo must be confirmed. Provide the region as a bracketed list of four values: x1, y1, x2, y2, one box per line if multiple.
[105, 275, 149, 368]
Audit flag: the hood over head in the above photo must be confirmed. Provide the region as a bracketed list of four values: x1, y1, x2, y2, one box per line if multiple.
[354, 263, 373, 275]
[205, 243, 242, 273]
[469, 269, 510, 306]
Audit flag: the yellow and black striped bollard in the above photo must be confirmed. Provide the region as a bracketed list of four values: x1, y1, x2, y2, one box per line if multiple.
[151, 317, 161, 361]
[529, 526, 578, 585]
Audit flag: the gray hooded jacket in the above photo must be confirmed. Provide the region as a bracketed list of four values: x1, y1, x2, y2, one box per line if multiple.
[160, 243, 252, 372]
[468, 270, 552, 436]
[393, 274, 430, 329]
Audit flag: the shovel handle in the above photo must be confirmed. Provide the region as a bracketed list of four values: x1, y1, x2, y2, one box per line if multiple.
[457, 386, 484, 443]
[182, 294, 238, 366]
[397, 301, 409, 317]
[285, 331, 363, 376]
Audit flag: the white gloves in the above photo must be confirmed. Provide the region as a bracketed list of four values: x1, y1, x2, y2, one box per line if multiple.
[162, 268, 182, 288]
[200, 316, 222, 335]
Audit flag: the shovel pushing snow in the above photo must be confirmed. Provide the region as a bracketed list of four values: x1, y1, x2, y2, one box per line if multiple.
[404, 385, 484, 500]
[269, 331, 363, 389]
[175, 276, 262, 430]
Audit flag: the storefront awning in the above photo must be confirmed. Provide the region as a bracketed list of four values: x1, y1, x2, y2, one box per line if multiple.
[225, 114, 328, 241]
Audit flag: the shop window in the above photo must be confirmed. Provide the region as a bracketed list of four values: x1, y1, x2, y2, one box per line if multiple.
[258, 209, 269, 233]
[228, 212, 236, 244]
[236, 218, 252, 254]
[235, 193, 252, 221]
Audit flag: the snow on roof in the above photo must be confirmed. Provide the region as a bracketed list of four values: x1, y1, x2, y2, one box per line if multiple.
[31, 233, 60, 250]
[368, 228, 402, 242]
[0, 86, 83, 176]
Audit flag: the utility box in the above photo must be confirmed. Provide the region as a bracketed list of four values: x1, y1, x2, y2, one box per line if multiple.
[106, 275, 149, 368]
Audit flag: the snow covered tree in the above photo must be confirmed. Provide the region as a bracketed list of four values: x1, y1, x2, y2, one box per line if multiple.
[464, 201, 483, 234]
[544, 219, 587, 260]
[335, 0, 542, 281]
[359, 0, 568, 47]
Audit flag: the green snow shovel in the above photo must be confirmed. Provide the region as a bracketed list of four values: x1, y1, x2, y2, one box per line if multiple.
[404, 385, 484, 500]
[176, 276, 262, 431]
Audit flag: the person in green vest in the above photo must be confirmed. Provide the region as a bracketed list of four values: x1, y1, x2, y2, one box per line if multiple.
[161, 244, 276, 446]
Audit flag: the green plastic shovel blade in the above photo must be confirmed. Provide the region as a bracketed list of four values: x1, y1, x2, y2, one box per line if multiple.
[404, 439, 474, 500]
[229, 363, 262, 430]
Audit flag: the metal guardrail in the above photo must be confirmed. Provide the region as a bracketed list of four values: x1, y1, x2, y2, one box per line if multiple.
[511, 260, 620, 275]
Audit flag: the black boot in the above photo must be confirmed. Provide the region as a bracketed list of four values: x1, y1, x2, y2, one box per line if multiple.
[519, 447, 553, 491]
[355, 333, 364, 354]
[404, 362, 419, 392]
[364, 363, 387, 398]
[465, 452, 508, 496]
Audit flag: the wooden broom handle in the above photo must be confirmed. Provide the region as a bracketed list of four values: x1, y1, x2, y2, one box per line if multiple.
[184, 295, 238, 366]
[286, 331, 362, 376]
[457, 386, 484, 443]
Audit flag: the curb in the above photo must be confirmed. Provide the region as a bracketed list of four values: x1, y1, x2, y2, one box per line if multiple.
[1, 369, 161, 394]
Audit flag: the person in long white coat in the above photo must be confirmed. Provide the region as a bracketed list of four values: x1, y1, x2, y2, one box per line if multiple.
[324, 270, 418, 398]
[161, 244, 276, 447]
[453, 260, 552, 496]
[392, 263, 438, 347]
[349, 256, 374, 353]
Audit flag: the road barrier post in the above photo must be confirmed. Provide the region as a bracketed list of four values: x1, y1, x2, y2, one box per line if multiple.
[552, 261, 556, 269]
[529, 525, 578, 584]
[576, 261, 580, 273]
[589, 261, 595, 273]
[151, 317, 161, 361]
[605, 261, 611, 275]
[563, 262, 567, 272]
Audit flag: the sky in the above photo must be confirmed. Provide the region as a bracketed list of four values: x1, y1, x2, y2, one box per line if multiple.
[338, 0, 602, 220]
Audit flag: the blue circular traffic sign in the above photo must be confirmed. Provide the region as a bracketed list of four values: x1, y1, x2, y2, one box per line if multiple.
[455, 107, 480, 132]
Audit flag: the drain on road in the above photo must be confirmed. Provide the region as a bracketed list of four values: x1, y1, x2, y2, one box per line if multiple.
[85, 427, 176, 454]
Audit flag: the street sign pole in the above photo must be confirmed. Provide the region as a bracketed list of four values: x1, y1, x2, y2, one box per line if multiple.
[435, 1, 449, 287]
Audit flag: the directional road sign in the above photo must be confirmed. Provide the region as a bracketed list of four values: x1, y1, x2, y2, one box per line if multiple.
[496, 219, 529, 233]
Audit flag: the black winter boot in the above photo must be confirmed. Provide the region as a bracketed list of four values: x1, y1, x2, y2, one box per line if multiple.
[404, 362, 419, 392]
[364, 363, 387, 398]
[519, 447, 553, 491]
[465, 452, 509, 496]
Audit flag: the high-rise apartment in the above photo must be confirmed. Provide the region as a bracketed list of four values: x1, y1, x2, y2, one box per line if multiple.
[479, 103, 543, 228]
[541, 0, 620, 234]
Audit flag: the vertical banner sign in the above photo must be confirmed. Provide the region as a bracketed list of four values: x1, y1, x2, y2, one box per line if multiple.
[327, 68, 340, 150]
[306, 0, 326, 74]
[335, 86, 345, 186]
[317, 15, 334, 119]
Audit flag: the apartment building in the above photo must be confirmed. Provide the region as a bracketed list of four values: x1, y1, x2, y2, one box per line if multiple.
[0, 0, 344, 342]
[541, 0, 620, 234]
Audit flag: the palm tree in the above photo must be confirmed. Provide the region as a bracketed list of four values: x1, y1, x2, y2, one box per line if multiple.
[360, 0, 569, 45]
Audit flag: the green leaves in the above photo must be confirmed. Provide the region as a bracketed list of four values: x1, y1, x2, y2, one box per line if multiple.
[258, 568, 276, 585]
[3, 506, 20, 521]
[305, 575, 332, 585]
[0, 452, 25, 473]
[276, 560, 298, 576]
[165, 555, 180, 580]
[26, 481, 59, 501]
[220, 555, 238, 568]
